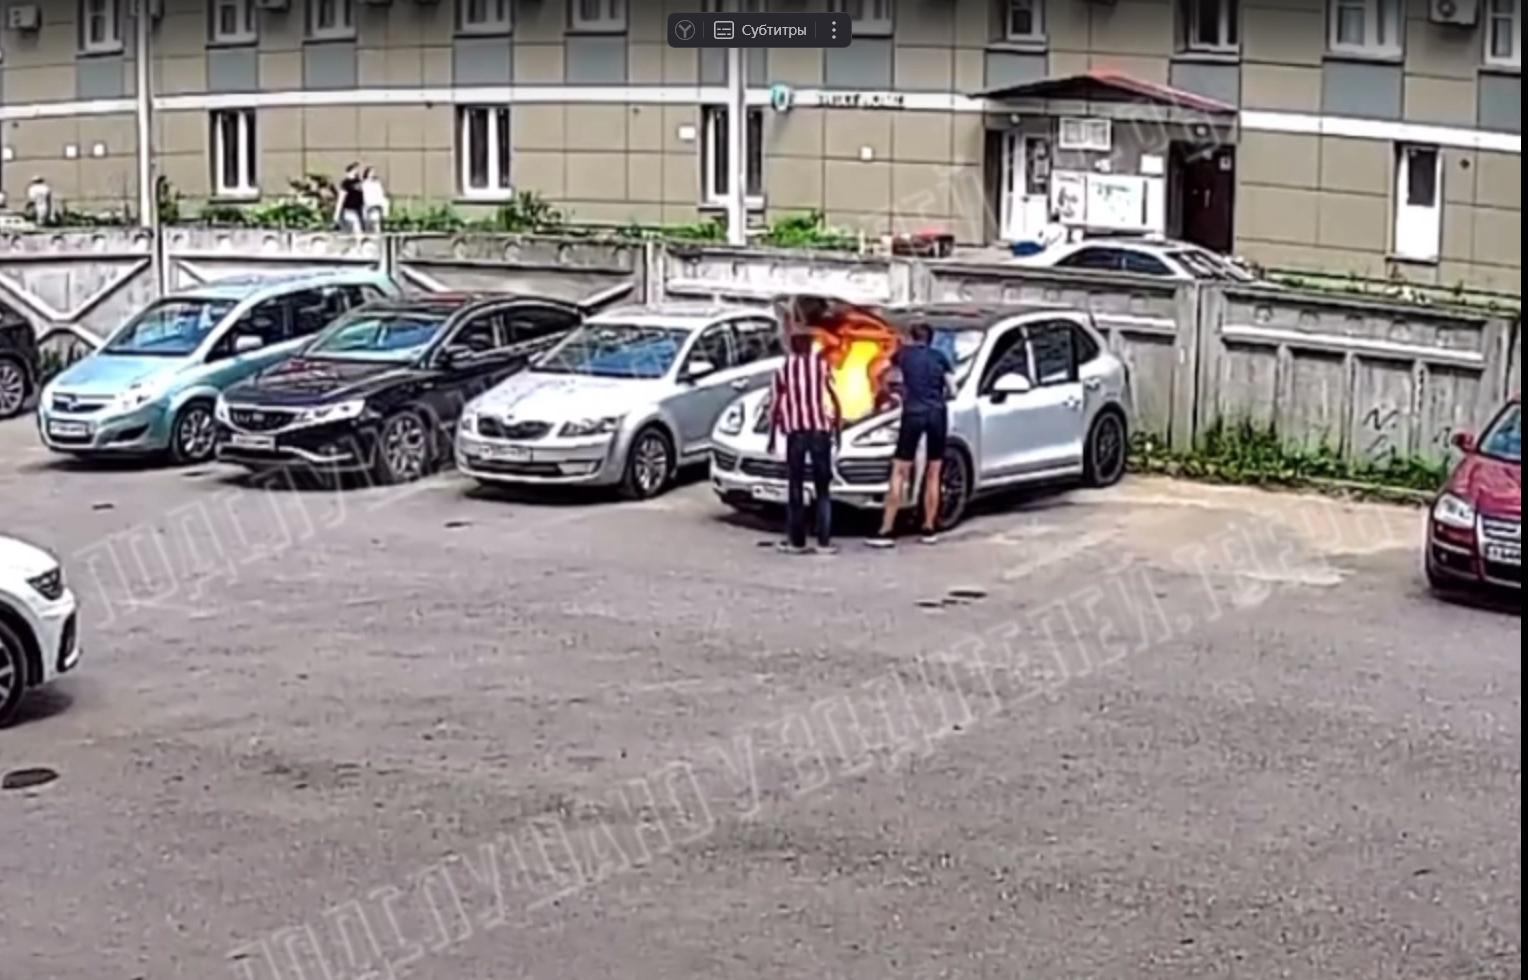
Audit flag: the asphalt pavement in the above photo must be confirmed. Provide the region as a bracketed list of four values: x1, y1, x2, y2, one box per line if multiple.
[0, 417, 1519, 980]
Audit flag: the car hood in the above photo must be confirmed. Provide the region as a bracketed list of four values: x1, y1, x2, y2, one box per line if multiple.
[1447, 453, 1521, 518]
[711, 387, 895, 453]
[0, 534, 59, 579]
[53, 353, 181, 396]
[226, 356, 420, 407]
[475, 371, 659, 421]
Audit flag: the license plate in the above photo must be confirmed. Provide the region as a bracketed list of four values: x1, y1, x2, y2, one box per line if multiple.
[47, 420, 90, 439]
[228, 433, 276, 451]
[751, 484, 789, 503]
[481, 444, 531, 462]
[1484, 543, 1521, 566]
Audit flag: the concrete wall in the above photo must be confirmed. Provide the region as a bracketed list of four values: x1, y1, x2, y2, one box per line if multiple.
[0, 0, 1520, 292]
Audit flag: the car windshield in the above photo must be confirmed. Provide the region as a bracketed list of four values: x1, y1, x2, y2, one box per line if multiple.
[1171, 249, 1250, 281]
[1479, 404, 1522, 464]
[535, 324, 689, 379]
[306, 311, 449, 362]
[105, 298, 236, 356]
[934, 328, 985, 384]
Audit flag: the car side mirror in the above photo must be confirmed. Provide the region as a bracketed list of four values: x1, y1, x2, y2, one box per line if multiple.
[992, 372, 1033, 396]
[684, 359, 717, 382]
[1451, 430, 1476, 453]
[233, 335, 264, 355]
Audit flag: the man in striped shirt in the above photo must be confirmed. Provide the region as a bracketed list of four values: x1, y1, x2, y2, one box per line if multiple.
[767, 328, 843, 555]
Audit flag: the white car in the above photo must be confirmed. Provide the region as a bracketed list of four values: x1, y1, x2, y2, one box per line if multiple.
[0, 535, 81, 727]
[1015, 237, 1256, 282]
[710, 302, 1131, 531]
[457, 304, 783, 499]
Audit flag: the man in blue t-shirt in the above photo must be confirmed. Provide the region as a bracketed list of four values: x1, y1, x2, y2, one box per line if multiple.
[868, 321, 954, 548]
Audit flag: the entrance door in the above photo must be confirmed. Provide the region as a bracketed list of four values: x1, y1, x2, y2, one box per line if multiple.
[1176, 145, 1235, 253]
[999, 131, 1025, 241]
[999, 133, 1051, 242]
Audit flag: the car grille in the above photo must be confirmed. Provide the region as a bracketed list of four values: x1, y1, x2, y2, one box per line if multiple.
[1481, 516, 1521, 543]
[1484, 560, 1522, 586]
[739, 457, 788, 480]
[839, 460, 892, 485]
[51, 395, 108, 415]
[470, 459, 564, 477]
[479, 418, 552, 441]
[229, 408, 297, 432]
[712, 449, 738, 472]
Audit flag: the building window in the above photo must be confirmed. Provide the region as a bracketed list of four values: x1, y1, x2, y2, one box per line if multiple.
[211, 0, 258, 44]
[1329, 0, 1402, 57]
[307, 0, 355, 40]
[458, 107, 513, 200]
[458, 0, 513, 34]
[1394, 144, 1442, 262]
[702, 106, 764, 205]
[1004, 0, 1044, 41]
[570, 0, 626, 32]
[1486, 0, 1521, 66]
[828, 0, 893, 36]
[212, 110, 259, 200]
[703, 0, 767, 10]
[79, 0, 123, 54]
[1184, 0, 1238, 52]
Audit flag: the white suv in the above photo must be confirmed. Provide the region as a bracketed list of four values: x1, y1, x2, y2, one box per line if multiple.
[1, 535, 81, 727]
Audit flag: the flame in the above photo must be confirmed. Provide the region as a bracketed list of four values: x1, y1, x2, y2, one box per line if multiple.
[804, 309, 900, 422]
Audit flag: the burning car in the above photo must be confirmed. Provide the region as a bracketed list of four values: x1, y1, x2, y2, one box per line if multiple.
[710, 297, 1131, 531]
[1426, 397, 1521, 594]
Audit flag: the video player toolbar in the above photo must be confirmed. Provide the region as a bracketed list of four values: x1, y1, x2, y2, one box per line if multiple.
[667, 12, 852, 48]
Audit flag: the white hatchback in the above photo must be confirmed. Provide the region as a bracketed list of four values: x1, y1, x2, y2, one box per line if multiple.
[0, 535, 81, 727]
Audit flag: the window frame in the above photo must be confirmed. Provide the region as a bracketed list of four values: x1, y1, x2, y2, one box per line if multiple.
[211, 109, 260, 202]
[210, 0, 259, 45]
[1328, 0, 1403, 59]
[569, 0, 627, 33]
[1485, 0, 1522, 68]
[1393, 143, 1443, 263]
[683, 324, 738, 375]
[306, 0, 356, 41]
[457, 105, 514, 202]
[1055, 247, 1125, 273]
[1026, 322, 1081, 387]
[1183, 0, 1239, 53]
[1002, 0, 1046, 43]
[700, 105, 766, 209]
[457, 0, 514, 36]
[827, 0, 893, 37]
[78, 0, 124, 55]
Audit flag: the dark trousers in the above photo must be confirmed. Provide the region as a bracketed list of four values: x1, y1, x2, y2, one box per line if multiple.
[786, 430, 833, 548]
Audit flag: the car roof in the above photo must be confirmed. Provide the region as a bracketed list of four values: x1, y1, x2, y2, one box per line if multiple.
[884, 303, 1089, 333]
[351, 292, 579, 316]
[179, 270, 384, 301]
[588, 303, 762, 330]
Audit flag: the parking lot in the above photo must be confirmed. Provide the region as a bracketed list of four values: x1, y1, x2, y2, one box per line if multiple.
[0, 414, 1519, 979]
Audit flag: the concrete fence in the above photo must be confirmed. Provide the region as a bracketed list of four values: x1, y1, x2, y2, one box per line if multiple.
[0, 228, 1517, 465]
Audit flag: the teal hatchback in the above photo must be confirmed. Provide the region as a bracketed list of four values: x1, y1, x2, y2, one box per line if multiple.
[38, 271, 399, 464]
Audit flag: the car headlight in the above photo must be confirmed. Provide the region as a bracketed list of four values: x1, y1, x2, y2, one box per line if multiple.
[718, 402, 746, 437]
[459, 409, 479, 435]
[853, 420, 901, 448]
[1432, 493, 1477, 531]
[111, 379, 171, 412]
[560, 416, 624, 438]
[27, 566, 65, 602]
[299, 400, 367, 426]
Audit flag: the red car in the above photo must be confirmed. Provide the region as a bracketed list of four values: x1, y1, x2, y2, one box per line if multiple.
[1427, 397, 1521, 593]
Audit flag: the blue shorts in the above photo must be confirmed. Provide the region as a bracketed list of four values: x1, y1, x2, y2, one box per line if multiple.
[895, 406, 948, 462]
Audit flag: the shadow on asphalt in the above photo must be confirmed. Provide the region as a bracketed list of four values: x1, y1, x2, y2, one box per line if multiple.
[3, 686, 75, 730]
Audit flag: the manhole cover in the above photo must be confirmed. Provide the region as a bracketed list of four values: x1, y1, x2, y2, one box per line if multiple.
[2, 767, 59, 791]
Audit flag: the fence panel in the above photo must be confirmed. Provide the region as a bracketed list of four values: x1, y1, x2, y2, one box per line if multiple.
[0, 230, 156, 350]
[393, 235, 643, 308]
[1205, 286, 1512, 463]
[162, 228, 387, 294]
[653, 245, 908, 307]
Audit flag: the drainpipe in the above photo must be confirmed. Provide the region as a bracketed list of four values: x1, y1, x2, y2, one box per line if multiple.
[726, 46, 747, 247]
[135, 0, 159, 287]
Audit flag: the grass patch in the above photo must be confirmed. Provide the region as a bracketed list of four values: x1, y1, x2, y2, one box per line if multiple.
[1130, 420, 1447, 502]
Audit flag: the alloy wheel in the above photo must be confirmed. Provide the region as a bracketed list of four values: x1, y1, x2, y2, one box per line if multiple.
[1093, 414, 1126, 485]
[936, 451, 970, 530]
[0, 361, 26, 418]
[0, 649, 15, 706]
[177, 407, 218, 463]
[633, 434, 671, 497]
[383, 415, 429, 483]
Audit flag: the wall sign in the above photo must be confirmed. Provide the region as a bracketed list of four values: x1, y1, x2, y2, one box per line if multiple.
[817, 92, 907, 110]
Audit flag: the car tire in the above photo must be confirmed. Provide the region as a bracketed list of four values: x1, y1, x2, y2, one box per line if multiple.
[169, 400, 219, 466]
[620, 426, 674, 501]
[372, 410, 433, 487]
[0, 618, 31, 728]
[1084, 409, 1128, 488]
[0, 356, 29, 421]
[933, 446, 973, 532]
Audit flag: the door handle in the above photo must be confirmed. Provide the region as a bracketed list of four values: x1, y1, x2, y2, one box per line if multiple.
[1085, 378, 1102, 391]
[1065, 397, 1083, 410]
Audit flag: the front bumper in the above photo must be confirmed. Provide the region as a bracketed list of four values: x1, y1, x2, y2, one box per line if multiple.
[37, 401, 170, 455]
[1427, 516, 1521, 590]
[215, 418, 378, 472]
[18, 587, 81, 687]
[710, 446, 894, 511]
[456, 431, 623, 486]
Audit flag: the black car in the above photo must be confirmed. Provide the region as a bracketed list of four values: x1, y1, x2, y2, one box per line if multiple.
[215, 293, 584, 485]
[0, 304, 41, 420]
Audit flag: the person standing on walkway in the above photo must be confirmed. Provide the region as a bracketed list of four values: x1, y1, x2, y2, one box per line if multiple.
[868, 321, 954, 548]
[361, 166, 390, 233]
[767, 325, 843, 555]
[335, 163, 366, 234]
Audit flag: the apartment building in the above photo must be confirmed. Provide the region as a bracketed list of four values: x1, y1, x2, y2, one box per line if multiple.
[0, 0, 1520, 292]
